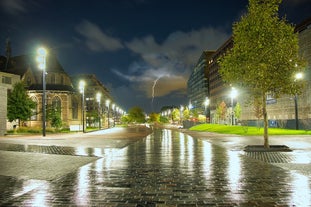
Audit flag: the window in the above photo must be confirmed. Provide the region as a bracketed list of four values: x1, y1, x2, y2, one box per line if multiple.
[31, 97, 38, 120]
[72, 97, 78, 119]
[52, 96, 62, 111]
[2, 76, 12, 84]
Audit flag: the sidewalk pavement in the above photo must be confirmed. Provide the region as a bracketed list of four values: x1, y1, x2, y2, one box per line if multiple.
[0, 126, 152, 181]
[185, 130, 311, 178]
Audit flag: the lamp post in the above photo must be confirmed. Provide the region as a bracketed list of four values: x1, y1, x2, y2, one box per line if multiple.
[112, 103, 115, 127]
[106, 99, 110, 128]
[79, 80, 85, 133]
[204, 97, 209, 123]
[294, 72, 303, 130]
[37, 47, 47, 137]
[96, 93, 101, 129]
[230, 87, 238, 125]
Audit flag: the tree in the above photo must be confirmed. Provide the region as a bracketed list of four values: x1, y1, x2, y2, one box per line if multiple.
[219, 0, 307, 148]
[216, 101, 227, 124]
[47, 106, 62, 129]
[128, 106, 146, 123]
[149, 112, 160, 123]
[171, 108, 180, 123]
[7, 82, 36, 126]
[234, 102, 242, 121]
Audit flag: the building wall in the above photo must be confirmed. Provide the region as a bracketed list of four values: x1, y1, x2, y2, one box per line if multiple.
[0, 72, 21, 133]
[187, 51, 212, 113]
[190, 18, 311, 128]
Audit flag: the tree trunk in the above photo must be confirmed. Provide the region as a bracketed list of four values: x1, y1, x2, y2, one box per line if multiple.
[262, 93, 269, 148]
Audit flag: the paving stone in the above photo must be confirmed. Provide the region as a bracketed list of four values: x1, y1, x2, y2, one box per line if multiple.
[1, 129, 310, 206]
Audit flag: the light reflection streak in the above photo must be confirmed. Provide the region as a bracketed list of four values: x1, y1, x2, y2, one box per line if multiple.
[74, 163, 91, 206]
[13, 180, 47, 198]
[186, 134, 194, 171]
[14, 180, 50, 207]
[75, 147, 88, 156]
[290, 172, 311, 206]
[145, 134, 152, 164]
[202, 141, 212, 180]
[28, 183, 51, 207]
[227, 151, 243, 201]
[179, 133, 185, 167]
[93, 148, 103, 157]
[161, 129, 172, 164]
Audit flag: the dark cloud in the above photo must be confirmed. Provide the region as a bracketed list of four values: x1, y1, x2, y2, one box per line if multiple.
[75, 20, 124, 52]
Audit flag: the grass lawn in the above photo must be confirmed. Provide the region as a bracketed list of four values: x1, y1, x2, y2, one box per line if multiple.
[189, 123, 311, 136]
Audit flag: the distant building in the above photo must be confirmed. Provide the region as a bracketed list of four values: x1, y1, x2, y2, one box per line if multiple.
[188, 17, 311, 128]
[0, 43, 118, 132]
[0, 44, 81, 130]
[187, 51, 214, 120]
[71, 74, 114, 128]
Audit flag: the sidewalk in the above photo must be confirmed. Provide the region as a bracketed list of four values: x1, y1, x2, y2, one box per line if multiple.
[0, 126, 152, 181]
[185, 130, 311, 177]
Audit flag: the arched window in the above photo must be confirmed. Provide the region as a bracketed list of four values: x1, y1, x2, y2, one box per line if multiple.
[30, 96, 38, 120]
[52, 96, 62, 111]
[72, 97, 78, 119]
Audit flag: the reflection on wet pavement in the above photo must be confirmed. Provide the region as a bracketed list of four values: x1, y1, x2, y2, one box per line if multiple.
[1, 129, 311, 206]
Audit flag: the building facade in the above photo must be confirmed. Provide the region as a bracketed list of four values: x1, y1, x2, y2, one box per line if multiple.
[0, 71, 20, 135]
[0, 44, 119, 133]
[188, 17, 311, 129]
[187, 51, 214, 119]
[0, 49, 82, 130]
[71, 74, 114, 128]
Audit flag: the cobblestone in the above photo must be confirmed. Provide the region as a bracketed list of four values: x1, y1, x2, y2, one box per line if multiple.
[0, 128, 310, 206]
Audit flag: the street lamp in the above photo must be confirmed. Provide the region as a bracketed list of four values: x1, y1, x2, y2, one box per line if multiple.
[204, 97, 209, 123]
[37, 47, 47, 137]
[294, 72, 303, 130]
[106, 99, 110, 128]
[230, 87, 238, 125]
[96, 92, 101, 129]
[112, 103, 115, 127]
[79, 80, 85, 133]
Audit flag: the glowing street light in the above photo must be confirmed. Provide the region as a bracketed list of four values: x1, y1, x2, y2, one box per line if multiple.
[294, 72, 303, 130]
[204, 97, 209, 123]
[112, 103, 116, 127]
[96, 92, 101, 129]
[230, 87, 238, 125]
[106, 99, 111, 128]
[37, 47, 47, 137]
[79, 80, 85, 133]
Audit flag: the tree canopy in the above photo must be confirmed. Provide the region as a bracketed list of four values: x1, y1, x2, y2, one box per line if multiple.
[7, 82, 36, 125]
[127, 106, 146, 123]
[219, 0, 307, 147]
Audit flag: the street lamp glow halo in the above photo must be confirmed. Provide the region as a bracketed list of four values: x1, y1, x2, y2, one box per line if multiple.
[37, 47, 47, 56]
[230, 87, 238, 99]
[295, 72, 303, 80]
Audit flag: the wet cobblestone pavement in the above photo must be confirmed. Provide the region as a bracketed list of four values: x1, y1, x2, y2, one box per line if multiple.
[1, 129, 311, 206]
[0, 143, 107, 157]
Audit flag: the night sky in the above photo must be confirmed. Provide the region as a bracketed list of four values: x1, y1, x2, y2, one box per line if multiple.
[1, 0, 310, 113]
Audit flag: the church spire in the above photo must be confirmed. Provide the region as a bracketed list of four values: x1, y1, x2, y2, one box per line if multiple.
[5, 38, 11, 70]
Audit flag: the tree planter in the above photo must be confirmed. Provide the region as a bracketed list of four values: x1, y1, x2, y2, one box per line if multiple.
[244, 145, 292, 152]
